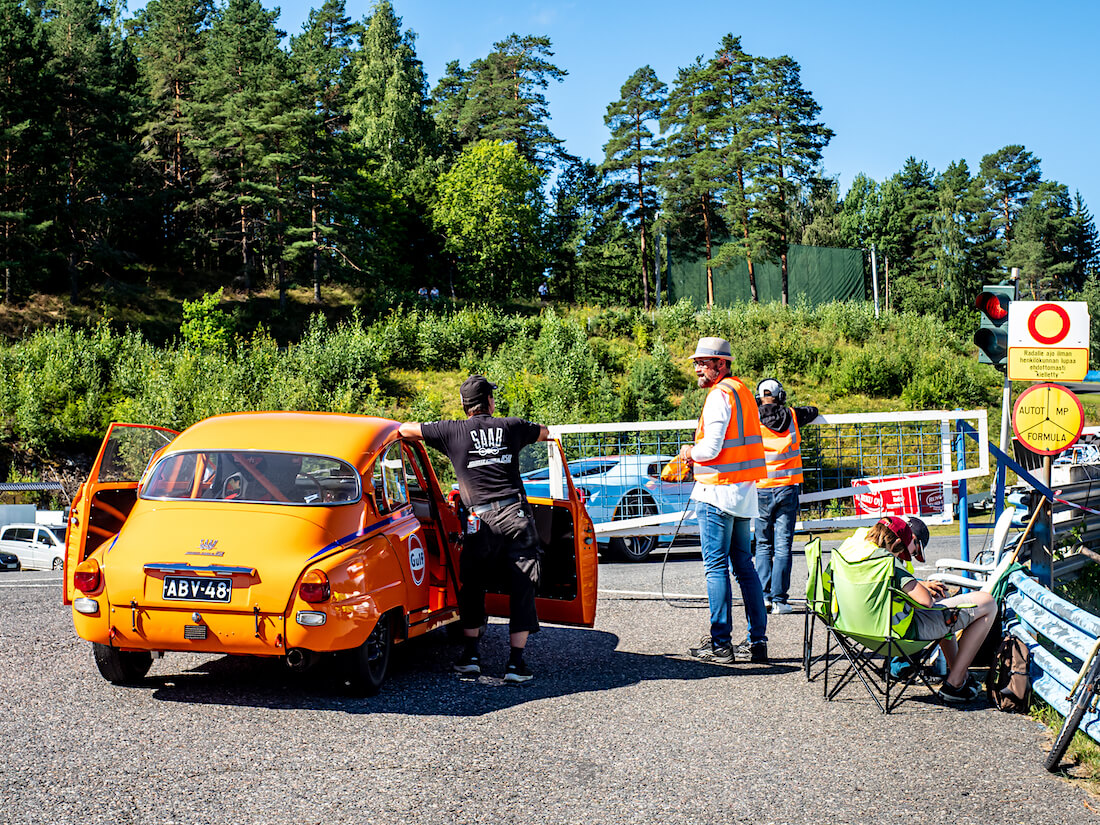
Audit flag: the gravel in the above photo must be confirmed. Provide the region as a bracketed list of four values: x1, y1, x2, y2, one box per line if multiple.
[0, 534, 1095, 825]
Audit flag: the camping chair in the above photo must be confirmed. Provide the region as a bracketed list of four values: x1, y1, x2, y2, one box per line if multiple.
[823, 546, 958, 714]
[802, 537, 832, 681]
[930, 506, 1017, 591]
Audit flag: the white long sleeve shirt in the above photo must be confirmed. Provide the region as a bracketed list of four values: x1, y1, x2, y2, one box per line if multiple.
[688, 382, 759, 518]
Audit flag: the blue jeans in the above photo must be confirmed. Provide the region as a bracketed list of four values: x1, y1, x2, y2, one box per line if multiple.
[697, 501, 768, 646]
[754, 485, 800, 605]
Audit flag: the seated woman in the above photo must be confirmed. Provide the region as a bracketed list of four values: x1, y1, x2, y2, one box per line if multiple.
[836, 515, 997, 703]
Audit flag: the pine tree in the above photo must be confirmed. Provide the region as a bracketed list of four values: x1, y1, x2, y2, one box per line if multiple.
[1068, 192, 1099, 292]
[0, 0, 55, 302]
[190, 0, 288, 291]
[289, 0, 357, 302]
[601, 65, 665, 309]
[746, 55, 832, 304]
[42, 0, 138, 301]
[660, 59, 726, 307]
[1005, 180, 1077, 299]
[457, 34, 566, 171]
[127, 0, 211, 256]
[707, 35, 763, 300]
[930, 159, 994, 311]
[980, 144, 1041, 243]
[429, 59, 468, 158]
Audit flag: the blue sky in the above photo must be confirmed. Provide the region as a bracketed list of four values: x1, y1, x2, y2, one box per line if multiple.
[150, 0, 1100, 216]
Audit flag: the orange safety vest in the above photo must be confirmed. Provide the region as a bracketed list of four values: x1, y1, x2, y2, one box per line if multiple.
[693, 376, 767, 485]
[757, 414, 804, 488]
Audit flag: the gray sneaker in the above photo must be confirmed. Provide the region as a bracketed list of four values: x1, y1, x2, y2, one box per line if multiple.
[733, 639, 769, 663]
[688, 636, 734, 664]
[771, 602, 794, 615]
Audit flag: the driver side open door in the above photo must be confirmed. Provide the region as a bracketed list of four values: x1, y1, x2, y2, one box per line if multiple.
[487, 440, 598, 627]
[63, 423, 178, 603]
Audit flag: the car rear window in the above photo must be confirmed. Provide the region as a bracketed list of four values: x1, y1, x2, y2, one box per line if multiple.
[571, 460, 620, 478]
[141, 451, 360, 505]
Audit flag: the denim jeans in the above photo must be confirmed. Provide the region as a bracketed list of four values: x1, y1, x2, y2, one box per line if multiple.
[697, 501, 768, 646]
[754, 485, 800, 605]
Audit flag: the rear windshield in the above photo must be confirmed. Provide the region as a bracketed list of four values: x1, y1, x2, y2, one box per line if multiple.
[141, 451, 360, 505]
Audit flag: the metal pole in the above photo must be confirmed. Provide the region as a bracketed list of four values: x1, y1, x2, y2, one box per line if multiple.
[995, 375, 1010, 519]
[956, 420, 970, 564]
[870, 244, 880, 318]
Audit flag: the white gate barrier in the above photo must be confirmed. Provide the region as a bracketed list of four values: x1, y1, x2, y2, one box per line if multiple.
[543, 410, 990, 541]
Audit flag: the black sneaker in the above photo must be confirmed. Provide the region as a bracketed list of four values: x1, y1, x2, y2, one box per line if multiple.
[939, 678, 982, 703]
[733, 639, 768, 663]
[453, 651, 481, 676]
[504, 660, 534, 684]
[688, 636, 734, 664]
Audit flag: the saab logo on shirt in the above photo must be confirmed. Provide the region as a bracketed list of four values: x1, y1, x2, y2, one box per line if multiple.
[468, 427, 511, 469]
[469, 427, 503, 456]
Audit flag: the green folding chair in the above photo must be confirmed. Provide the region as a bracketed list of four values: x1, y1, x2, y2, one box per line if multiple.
[802, 537, 832, 681]
[823, 545, 956, 714]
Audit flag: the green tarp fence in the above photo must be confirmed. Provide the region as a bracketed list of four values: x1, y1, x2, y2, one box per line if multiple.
[667, 243, 865, 306]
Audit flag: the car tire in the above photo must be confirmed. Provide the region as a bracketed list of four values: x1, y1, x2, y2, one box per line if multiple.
[607, 492, 659, 562]
[93, 642, 153, 685]
[52, 557, 63, 571]
[344, 612, 393, 695]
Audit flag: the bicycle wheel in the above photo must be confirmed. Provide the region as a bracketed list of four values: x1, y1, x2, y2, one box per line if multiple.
[1045, 657, 1100, 771]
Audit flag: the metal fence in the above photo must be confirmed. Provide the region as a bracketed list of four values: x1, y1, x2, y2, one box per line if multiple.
[542, 409, 989, 539]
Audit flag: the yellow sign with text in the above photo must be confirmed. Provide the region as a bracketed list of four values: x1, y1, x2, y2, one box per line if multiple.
[1007, 347, 1089, 382]
[1012, 383, 1084, 456]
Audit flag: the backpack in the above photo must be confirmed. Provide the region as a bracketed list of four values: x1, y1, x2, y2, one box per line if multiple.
[985, 633, 1031, 712]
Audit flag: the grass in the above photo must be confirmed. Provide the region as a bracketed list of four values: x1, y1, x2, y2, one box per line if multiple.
[1031, 699, 1100, 795]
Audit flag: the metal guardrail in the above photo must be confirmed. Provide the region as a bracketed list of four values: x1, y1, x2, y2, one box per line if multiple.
[1007, 569, 1100, 742]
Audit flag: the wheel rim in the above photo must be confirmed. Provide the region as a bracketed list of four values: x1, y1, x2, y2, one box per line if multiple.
[365, 619, 389, 674]
[52, 558, 63, 571]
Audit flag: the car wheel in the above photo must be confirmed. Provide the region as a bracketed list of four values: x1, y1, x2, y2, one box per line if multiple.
[52, 557, 63, 571]
[344, 612, 393, 695]
[607, 491, 659, 562]
[93, 642, 153, 685]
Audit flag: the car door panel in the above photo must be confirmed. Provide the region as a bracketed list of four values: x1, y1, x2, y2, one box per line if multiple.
[64, 423, 179, 603]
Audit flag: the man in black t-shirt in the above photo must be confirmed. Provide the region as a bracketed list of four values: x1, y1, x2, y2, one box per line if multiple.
[399, 375, 548, 683]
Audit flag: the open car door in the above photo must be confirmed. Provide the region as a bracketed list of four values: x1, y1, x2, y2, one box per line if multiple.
[63, 423, 179, 603]
[486, 440, 598, 627]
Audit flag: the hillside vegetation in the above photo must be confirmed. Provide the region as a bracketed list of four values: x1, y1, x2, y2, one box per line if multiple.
[3, 296, 1047, 505]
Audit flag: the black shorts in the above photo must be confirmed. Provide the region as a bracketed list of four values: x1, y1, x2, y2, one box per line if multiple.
[459, 501, 541, 635]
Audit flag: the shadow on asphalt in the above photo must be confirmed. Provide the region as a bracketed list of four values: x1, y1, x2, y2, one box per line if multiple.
[141, 624, 799, 715]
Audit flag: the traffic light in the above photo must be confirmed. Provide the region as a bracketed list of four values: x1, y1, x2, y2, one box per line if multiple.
[974, 284, 1014, 368]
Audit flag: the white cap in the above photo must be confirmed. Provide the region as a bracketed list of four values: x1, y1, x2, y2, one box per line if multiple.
[756, 378, 784, 400]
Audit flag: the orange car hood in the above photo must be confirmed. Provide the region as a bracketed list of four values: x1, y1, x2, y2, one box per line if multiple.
[101, 503, 351, 610]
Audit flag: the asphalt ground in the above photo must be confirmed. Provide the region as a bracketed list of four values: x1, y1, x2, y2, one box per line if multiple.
[1, 533, 1097, 825]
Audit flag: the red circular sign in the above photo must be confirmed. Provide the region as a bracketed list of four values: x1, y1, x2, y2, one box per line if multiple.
[1027, 303, 1071, 345]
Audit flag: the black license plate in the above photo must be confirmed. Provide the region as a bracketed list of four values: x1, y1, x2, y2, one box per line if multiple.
[163, 575, 232, 602]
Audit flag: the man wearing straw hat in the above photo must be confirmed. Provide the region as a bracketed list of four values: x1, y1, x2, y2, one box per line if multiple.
[677, 337, 770, 664]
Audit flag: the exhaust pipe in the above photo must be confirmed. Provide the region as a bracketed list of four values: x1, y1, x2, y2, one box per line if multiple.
[285, 648, 317, 671]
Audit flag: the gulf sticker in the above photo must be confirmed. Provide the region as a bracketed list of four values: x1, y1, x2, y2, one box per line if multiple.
[408, 534, 426, 586]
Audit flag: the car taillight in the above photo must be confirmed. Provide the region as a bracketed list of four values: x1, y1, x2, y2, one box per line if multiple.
[576, 486, 591, 504]
[74, 559, 100, 592]
[298, 569, 330, 604]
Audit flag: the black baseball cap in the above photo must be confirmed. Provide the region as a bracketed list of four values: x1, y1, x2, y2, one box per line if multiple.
[460, 375, 496, 406]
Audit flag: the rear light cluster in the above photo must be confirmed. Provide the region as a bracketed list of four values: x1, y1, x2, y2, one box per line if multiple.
[298, 569, 330, 603]
[576, 487, 591, 504]
[74, 559, 101, 592]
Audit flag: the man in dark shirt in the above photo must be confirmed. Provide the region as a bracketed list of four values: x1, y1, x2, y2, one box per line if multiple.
[399, 375, 549, 683]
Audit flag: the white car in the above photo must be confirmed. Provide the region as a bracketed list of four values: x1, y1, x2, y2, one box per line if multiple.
[0, 523, 67, 570]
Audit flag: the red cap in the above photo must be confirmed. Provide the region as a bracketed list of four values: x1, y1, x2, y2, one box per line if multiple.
[879, 515, 922, 561]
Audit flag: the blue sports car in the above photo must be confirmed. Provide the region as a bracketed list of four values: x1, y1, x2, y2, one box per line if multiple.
[522, 454, 696, 561]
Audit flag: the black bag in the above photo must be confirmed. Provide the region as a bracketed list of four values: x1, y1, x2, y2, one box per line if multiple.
[985, 633, 1031, 712]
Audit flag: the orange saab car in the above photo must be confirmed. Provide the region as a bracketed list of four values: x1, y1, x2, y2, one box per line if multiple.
[65, 413, 597, 694]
